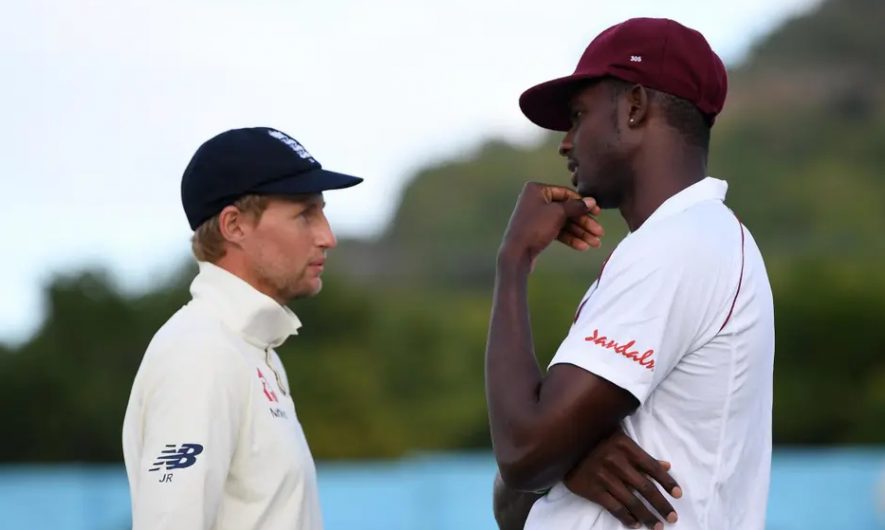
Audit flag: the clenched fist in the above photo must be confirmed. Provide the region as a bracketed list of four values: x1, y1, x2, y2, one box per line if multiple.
[499, 182, 604, 270]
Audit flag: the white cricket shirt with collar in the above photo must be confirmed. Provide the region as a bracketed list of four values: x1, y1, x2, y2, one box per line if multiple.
[122, 261, 323, 530]
[525, 177, 775, 530]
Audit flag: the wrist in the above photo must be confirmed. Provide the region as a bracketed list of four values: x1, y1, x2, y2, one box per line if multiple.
[496, 243, 531, 273]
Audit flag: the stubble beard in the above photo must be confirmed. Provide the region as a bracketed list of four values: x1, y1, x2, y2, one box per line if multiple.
[254, 262, 318, 305]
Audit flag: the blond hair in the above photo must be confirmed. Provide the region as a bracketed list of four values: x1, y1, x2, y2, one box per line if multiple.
[191, 194, 270, 263]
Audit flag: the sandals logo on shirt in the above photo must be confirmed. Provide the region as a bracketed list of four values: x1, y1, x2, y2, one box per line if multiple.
[585, 329, 655, 371]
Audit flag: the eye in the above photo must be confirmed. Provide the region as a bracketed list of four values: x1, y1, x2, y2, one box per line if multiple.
[569, 109, 584, 125]
[298, 203, 325, 221]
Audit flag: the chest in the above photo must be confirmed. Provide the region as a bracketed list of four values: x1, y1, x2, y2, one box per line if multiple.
[234, 348, 317, 488]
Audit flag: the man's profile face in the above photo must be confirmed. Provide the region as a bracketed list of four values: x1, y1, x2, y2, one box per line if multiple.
[240, 194, 336, 302]
[560, 81, 636, 209]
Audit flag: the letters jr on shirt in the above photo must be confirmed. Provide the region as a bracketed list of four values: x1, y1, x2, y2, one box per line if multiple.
[525, 177, 776, 530]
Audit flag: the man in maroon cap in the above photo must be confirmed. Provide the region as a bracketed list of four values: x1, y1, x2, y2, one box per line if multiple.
[487, 17, 774, 530]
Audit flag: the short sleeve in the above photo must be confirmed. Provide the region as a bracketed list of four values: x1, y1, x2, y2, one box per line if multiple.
[549, 235, 726, 405]
[130, 337, 249, 530]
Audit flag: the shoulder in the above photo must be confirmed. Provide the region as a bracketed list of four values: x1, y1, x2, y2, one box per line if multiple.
[140, 305, 250, 391]
[148, 306, 235, 359]
[608, 202, 744, 280]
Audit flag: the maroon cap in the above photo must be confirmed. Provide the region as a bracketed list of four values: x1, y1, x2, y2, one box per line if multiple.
[519, 18, 728, 131]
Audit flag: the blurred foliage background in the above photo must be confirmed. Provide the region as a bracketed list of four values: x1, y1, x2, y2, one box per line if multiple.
[2, 0, 885, 463]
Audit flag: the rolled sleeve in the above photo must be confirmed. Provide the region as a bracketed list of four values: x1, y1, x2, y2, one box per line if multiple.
[131, 337, 249, 530]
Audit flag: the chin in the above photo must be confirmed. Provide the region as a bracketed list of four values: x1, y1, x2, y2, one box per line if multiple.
[577, 182, 597, 199]
[299, 279, 324, 299]
[580, 187, 619, 209]
[594, 197, 620, 210]
[277, 279, 323, 303]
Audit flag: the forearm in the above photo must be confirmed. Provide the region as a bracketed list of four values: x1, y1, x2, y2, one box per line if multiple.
[493, 471, 544, 530]
[485, 252, 550, 486]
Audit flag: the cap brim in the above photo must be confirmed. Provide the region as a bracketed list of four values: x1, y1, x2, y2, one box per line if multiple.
[519, 73, 601, 132]
[250, 167, 363, 196]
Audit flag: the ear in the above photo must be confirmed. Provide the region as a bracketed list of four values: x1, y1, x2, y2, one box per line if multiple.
[626, 85, 650, 128]
[218, 205, 250, 244]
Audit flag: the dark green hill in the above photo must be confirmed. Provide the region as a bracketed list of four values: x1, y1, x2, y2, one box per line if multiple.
[738, 0, 885, 75]
[330, 0, 885, 287]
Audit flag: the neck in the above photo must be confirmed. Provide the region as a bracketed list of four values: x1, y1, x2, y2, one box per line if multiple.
[619, 141, 707, 232]
[213, 254, 285, 306]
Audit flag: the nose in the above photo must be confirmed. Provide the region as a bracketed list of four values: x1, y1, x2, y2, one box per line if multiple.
[558, 132, 573, 158]
[316, 215, 338, 250]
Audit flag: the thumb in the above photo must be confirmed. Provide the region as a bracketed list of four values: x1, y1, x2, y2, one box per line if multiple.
[561, 197, 593, 219]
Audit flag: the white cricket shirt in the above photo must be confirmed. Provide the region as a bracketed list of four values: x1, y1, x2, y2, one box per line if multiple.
[525, 177, 775, 530]
[122, 261, 323, 530]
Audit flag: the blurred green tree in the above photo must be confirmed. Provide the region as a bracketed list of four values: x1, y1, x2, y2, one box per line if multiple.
[2, 0, 885, 462]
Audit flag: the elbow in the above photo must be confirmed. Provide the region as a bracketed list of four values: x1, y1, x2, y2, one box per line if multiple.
[495, 421, 613, 492]
[496, 444, 558, 492]
[498, 465, 543, 493]
[498, 461, 551, 493]
[492, 408, 598, 491]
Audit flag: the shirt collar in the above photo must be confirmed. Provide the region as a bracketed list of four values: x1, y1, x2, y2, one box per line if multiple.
[636, 177, 728, 232]
[189, 261, 302, 349]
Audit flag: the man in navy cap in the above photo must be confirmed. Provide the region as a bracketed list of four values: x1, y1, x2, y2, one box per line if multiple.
[122, 127, 362, 530]
[487, 18, 774, 530]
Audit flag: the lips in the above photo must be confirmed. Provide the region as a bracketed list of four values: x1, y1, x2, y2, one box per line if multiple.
[568, 160, 578, 187]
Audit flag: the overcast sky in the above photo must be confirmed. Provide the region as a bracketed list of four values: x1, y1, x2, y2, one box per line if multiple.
[0, 0, 822, 345]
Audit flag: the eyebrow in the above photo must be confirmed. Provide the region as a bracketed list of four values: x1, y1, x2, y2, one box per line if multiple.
[300, 197, 326, 211]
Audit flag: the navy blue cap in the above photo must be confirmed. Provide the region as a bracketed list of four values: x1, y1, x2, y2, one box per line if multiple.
[181, 127, 363, 230]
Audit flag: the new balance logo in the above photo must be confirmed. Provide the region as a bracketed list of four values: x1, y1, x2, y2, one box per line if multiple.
[148, 443, 204, 472]
[630, 55, 642, 62]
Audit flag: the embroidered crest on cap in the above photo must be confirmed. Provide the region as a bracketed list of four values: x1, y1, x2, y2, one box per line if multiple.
[267, 130, 316, 163]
